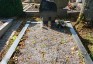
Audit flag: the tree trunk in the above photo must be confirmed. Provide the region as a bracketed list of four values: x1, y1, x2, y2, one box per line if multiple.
[75, 0, 86, 26]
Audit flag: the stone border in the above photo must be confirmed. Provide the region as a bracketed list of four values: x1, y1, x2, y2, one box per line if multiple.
[0, 19, 13, 38]
[66, 21, 93, 64]
[0, 21, 30, 64]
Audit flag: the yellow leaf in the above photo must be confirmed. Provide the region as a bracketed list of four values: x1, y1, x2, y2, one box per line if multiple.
[32, 40, 36, 44]
[12, 36, 17, 41]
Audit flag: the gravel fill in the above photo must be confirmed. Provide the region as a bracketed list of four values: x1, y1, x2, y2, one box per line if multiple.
[17, 23, 84, 64]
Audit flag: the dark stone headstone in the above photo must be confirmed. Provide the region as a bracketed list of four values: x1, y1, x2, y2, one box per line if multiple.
[39, 0, 57, 12]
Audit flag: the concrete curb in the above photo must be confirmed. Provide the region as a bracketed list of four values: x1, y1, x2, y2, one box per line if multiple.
[0, 19, 13, 38]
[0, 21, 30, 64]
[66, 21, 93, 64]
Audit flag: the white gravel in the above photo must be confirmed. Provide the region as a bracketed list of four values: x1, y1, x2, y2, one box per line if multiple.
[17, 23, 84, 64]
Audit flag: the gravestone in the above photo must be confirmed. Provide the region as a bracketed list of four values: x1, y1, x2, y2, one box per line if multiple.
[39, 0, 57, 21]
[83, 0, 93, 25]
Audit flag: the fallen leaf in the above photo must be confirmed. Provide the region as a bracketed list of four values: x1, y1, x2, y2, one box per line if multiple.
[71, 46, 78, 51]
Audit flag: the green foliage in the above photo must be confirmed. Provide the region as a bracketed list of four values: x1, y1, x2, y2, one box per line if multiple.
[0, 0, 23, 17]
[12, 36, 17, 41]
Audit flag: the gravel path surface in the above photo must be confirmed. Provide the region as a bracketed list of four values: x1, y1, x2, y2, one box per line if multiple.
[17, 23, 84, 64]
